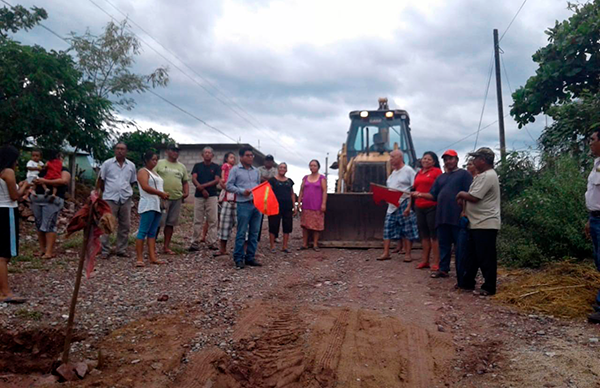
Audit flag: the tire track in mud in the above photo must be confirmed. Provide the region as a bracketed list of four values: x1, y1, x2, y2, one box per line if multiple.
[175, 304, 453, 388]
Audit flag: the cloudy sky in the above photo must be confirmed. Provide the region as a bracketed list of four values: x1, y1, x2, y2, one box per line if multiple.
[9, 0, 572, 186]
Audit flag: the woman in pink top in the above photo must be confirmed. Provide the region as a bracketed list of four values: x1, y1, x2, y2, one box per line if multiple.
[298, 159, 327, 251]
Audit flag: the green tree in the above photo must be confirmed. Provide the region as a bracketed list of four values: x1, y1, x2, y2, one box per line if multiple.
[97, 128, 174, 167]
[511, 1, 600, 156]
[0, 5, 111, 154]
[68, 20, 169, 128]
[0, 4, 47, 39]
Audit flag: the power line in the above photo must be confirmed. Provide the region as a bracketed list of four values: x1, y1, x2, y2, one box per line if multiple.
[1, 0, 238, 147]
[1, 0, 69, 44]
[148, 90, 238, 143]
[88, 0, 304, 158]
[436, 115, 508, 154]
[500, 52, 537, 144]
[499, 0, 529, 42]
[101, 0, 269, 133]
[473, 52, 495, 150]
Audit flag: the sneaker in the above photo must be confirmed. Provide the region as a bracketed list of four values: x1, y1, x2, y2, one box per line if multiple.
[431, 271, 449, 278]
[245, 260, 262, 267]
[588, 312, 600, 324]
[188, 246, 200, 252]
[235, 262, 245, 270]
[473, 289, 494, 296]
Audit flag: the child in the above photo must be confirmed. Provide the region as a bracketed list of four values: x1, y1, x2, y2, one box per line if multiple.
[26, 150, 44, 184]
[34, 150, 63, 202]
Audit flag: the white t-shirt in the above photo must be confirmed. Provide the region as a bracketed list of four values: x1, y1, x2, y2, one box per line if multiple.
[26, 160, 44, 182]
[386, 164, 416, 214]
[465, 169, 501, 229]
[586, 158, 600, 211]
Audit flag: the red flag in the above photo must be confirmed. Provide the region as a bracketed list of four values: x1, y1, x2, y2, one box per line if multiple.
[252, 181, 280, 216]
[370, 183, 403, 207]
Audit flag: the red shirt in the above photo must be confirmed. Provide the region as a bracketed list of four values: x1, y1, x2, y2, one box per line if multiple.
[414, 167, 442, 208]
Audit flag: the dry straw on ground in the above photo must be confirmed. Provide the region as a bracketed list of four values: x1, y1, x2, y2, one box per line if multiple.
[495, 261, 600, 318]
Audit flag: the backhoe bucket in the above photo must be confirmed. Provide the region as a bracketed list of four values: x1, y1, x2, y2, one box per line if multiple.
[319, 193, 386, 248]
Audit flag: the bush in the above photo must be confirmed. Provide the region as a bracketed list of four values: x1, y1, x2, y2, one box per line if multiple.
[498, 156, 591, 267]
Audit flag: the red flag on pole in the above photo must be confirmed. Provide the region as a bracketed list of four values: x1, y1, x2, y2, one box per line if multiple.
[252, 181, 280, 216]
[370, 183, 405, 207]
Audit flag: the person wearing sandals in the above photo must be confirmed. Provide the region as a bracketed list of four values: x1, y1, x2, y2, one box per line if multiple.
[412, 150, 473, 281]
[135, 151, 169, 267]
[378, 150, 420, 262]
[298, 160, 327, 251]
[30, 149, 71, 260]
[268, 163, 296, 253]
[215, 152, 237, 257]
[0, 146, 31, 303]
[410, 152, 442, 272]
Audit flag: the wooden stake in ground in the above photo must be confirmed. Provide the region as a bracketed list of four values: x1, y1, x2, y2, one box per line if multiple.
[61, 202, 95, 365]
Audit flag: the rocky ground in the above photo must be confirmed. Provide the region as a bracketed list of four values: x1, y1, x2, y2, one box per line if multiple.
[2, 204, 600, 387]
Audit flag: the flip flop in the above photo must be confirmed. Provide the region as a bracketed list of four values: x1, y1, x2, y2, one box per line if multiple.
[403, 257, 413, 263]
[1, 296, 27, 304]
[41, 254, 56, 260]
[135, 261, 146, 267]
[376, 256, 391, 261]
[162, 249, 176, 255]
[150, 260, 166, 265]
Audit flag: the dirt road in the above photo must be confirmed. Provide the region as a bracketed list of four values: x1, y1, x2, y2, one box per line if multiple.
[3, 212, 600, 387]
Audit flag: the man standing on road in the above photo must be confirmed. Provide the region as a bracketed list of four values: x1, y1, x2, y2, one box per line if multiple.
[189, 147, 221, 252]
[97, 143, 137, 259]
[585, 129, 600, 324]
[456, 147, 500, 296]
[378, 149, 419, 262]
[412, 150, 473, 281]
[227, 146, 262, 269]
[156, 143, 189, 255]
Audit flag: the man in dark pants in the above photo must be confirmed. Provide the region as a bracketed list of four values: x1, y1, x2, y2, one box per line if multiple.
[456, 147, 501, 296]
[412, 149, 473, 282]
[227, 146, 263, 270]
[585, 129, 600, 324]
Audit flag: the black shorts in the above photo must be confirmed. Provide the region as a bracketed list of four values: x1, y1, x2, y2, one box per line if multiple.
[415, 206, 437, 239]
[0, 207, 19, 259]
[268, 208, 293, 236]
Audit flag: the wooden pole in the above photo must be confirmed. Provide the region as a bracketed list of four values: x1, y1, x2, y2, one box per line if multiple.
[493, 29, 507, 164]
[61, 202, 94, 364]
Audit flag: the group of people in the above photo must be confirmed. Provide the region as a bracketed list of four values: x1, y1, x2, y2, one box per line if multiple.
[379, 147, 501, 297]
[0, 142, 332, 302]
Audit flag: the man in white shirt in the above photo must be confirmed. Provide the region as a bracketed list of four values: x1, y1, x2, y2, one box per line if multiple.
[456, 147, 501, 296]
[97, 143, 137, 259]
[585, 129, 600, 324]
[378, 150, 420, 261]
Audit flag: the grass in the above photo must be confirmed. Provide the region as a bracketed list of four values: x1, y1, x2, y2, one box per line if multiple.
[495, 260, 600, 318]
[15, 308, 43, 321]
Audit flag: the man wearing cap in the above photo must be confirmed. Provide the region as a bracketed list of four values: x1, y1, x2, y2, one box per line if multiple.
[156, 144, 190, 255]
[584, 129, 600, 324]
[456, 147, 501, 296]
[412, 149, 473, 281]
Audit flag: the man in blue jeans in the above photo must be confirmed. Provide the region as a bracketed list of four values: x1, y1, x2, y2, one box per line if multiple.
[227, 146, 262, 270]
[412, 150, 473, 284]
[585, 129, 600, 323]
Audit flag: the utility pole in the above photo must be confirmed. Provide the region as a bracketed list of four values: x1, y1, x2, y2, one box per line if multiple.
[325, 153, 329, 183]
[493, 28, 507, 164]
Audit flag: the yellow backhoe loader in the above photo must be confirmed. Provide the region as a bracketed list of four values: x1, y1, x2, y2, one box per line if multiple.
[321, 98, 417, 248]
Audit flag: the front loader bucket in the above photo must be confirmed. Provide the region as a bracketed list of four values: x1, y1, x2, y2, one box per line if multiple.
[319, 193, 387, 248]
